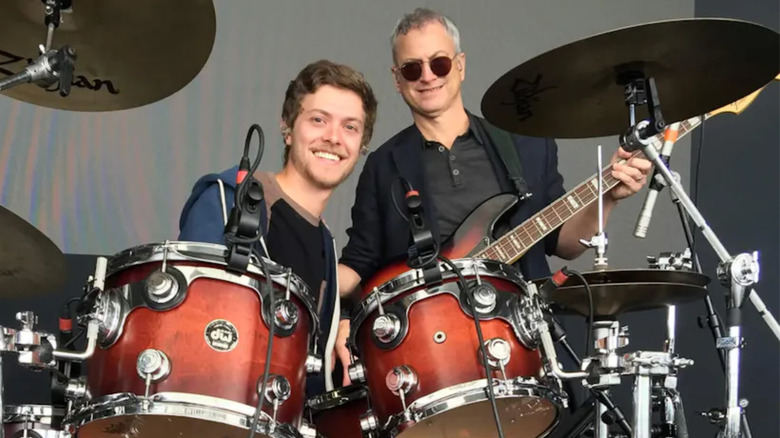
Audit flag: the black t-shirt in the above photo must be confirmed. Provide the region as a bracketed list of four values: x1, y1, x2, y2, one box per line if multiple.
[258, 173, 325, 309]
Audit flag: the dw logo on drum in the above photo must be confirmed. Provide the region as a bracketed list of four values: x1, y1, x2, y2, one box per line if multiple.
[204, 319, 239, 352]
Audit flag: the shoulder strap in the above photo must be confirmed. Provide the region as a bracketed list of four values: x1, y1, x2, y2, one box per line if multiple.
[476, 117, 533, 200]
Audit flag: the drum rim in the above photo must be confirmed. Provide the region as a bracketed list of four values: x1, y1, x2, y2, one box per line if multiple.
[307, 384, 368, 411]
[384, 377, 563, 436]
[350, 258, 525, 335]
[105, 241, 317, 310]
[3, 404, 64, 422]
[65, 392, 300, 437]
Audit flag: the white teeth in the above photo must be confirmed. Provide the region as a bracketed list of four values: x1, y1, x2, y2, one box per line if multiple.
[314, 151, 341, 161]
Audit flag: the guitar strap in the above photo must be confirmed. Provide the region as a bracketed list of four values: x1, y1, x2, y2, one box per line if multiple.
[475, 117, 533, 200]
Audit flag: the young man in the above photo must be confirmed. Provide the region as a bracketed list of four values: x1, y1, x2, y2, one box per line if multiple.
[178, 59, 378, 396]
[334, 8, 651, 380]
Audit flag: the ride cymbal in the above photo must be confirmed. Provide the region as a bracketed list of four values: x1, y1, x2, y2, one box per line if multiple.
[481, 19, 779, 138]
[0, 205, 66, 297]
[533, 269, 709, 317]
[0, 0, 216, 111]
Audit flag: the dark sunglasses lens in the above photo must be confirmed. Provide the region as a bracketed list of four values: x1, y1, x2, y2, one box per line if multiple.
[430, 56, 453, 76]
[400, 62, 423, 81]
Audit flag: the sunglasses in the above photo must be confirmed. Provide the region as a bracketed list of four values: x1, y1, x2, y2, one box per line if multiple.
[394, 54, 458, 82]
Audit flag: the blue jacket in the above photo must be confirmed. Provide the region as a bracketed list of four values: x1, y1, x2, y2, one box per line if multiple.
[178, 166, 339, 397]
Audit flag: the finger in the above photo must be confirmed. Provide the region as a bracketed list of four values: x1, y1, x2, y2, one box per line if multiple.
[615, 147, 633, 160]
[628, 157, 653, 173]
[611, 170, 643, 193]
[613, 163, 644, 181]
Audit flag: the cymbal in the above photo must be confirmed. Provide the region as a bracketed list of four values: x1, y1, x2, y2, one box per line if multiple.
[0, 0, 216, 111]
[481, 19, 779, 138]
[533, 269, 709, 317]
[0, 205, 66, 297]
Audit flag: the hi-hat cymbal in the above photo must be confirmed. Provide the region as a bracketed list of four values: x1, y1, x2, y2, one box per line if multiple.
[0, 205, 66, 297]
[533, 269, 709, 317]
[481, 18, 779, 138]
[0, 0, 216, 111]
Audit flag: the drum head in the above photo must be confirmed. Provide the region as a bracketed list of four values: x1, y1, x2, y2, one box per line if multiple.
[396, 396, 557, 438]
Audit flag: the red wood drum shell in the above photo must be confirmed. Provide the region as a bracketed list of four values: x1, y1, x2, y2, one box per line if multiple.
[86, 260, 312, 426]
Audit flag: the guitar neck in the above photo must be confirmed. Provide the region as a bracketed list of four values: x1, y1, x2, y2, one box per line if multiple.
[476, 114, 706, 265]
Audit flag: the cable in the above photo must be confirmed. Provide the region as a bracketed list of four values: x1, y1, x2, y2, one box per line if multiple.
[390, 177, 410, 222]
[248, 256, 277, 438]
[438, 255, 505, 438]
[565, 270, 594, 358]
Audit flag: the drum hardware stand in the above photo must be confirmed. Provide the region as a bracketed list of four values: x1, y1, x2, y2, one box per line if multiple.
[0, 309, 97, 438]
[0, 0, 77, 95]
[543, 314, 633, 438]
[648, 249, 695, 438]
[618, 73, 780, 438]
[667, 184, 755, 438]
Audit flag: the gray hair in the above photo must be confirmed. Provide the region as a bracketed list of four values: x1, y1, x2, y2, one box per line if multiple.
[390, 8, 461, 63]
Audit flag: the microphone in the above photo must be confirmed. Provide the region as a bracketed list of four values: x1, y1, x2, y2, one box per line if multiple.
[634, 122, 680, 238]
[538, 266, 570, 302]
[398, 179, 440, 284]
[224, 125, 266, 273]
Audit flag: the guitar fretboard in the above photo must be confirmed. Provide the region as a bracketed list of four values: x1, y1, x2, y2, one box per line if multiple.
[475, 115, 705, 265]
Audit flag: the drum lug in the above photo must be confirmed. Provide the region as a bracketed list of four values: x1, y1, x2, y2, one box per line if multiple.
[258, 374, 291, 423]
[273, 299, 299, 331]
[136, 348, 171, 394]
[471, 283, 498, 314]
[348, 362, 367, 383]
[386, 365, 418, 396]
[481, 338, 512, 380]
[145, 270, 180, 304]
[298, 420, 317, 438]
[359, 410, 379, 434]
[372, 313, 401, 343]
[305, 353, 323, 374]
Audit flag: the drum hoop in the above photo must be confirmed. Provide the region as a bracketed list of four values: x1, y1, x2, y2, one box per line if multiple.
[65, 392, 297, 437]
[384, 378, 563, 436]
[307, 384, 368, 411]
[105, 241, 316, 308]
[2, 404, 64, 423]
[351, 258, 524, 333]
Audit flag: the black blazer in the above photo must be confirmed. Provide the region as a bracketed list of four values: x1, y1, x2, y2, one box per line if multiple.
[340, 113, 567, 284]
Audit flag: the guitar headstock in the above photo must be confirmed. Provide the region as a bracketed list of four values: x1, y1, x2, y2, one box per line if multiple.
[708, 73, 780, 117]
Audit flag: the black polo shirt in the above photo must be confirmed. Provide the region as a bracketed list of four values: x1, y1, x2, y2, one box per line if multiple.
[422, 118, 502, 240]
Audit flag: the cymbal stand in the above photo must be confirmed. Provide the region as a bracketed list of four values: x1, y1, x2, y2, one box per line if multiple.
[647, 249, 698, 438]
[0, 0, 76, 94]
[580, 320, 629, 438]
[670, 185, 755, 437]
[619, 74, 779, 438]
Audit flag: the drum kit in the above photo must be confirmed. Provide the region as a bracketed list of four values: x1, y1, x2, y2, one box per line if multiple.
[0, 3, 779, 438]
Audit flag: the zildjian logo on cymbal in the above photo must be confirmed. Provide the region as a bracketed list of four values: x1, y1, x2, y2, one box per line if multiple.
[0, 48, 120, 95]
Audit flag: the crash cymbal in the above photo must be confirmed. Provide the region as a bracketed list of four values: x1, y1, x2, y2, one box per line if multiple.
[481, 18, 779, 138]
[0, 0, 216, 111]
[533, 269, 709, 317]
[0, 205, 66, 297]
